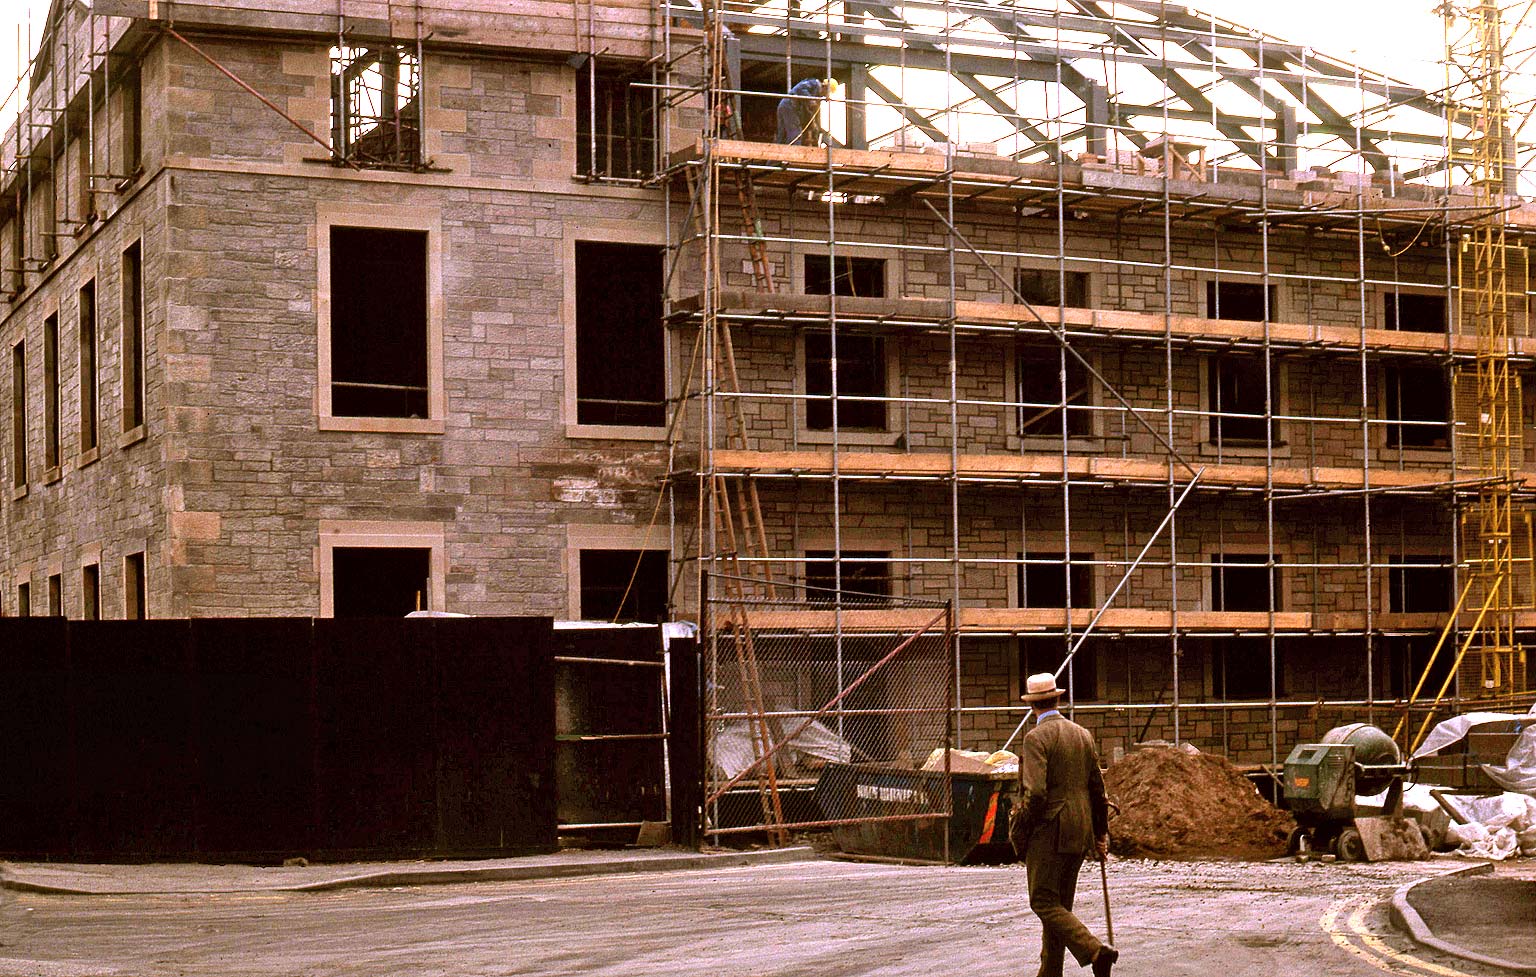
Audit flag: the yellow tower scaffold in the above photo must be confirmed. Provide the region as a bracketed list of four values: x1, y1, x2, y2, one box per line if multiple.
[1401, 0, 1536, 749]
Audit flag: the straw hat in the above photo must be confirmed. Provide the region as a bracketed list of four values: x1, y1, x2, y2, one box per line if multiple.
[1020, 672, 1063, 702]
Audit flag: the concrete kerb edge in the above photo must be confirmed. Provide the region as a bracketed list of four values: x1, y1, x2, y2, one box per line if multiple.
[1388, 861, 1536, 975]
[0, 847, 818, 896]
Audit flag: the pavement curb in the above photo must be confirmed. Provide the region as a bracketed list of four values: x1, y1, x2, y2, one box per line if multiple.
[1389, 861, 1536, 975]
[0, 846, 818, 896]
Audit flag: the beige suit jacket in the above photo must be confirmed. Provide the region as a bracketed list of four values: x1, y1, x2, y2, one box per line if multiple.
[1014, 713, 1109, 855]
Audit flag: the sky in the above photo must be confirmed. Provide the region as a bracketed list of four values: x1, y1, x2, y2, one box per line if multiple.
[0, 0, 1465, 131]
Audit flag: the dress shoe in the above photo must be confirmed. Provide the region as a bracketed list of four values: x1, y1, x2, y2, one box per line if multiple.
[1090, 945, 1117, 977]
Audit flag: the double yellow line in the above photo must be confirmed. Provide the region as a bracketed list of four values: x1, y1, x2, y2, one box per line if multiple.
[1320, 895, 1481, 977]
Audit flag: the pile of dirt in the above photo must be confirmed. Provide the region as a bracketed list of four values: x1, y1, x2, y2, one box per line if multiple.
[1104, 747, 1294, 860]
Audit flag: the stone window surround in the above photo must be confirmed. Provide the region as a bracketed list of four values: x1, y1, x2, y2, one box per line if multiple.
[1006, 537, 1098, 610]
[789, 241, 896, 299]
[562, 222, 671, 442]
[1011, 637, 1103, 703]
[119, 538, 149, 619]
[7, 564, 31, 617]
[796, 527, 906, 600]
[1198, 352, 1292, 459]
[78, 542, 102, 619]
[1376, 282, 1451, 333]
[1380, 551, 1456, 615]
[1008, 340, 1102, 446]
[317, 519, 447, 617]
[791, 327, 903, 446]
[1197, 272, 1281, 322]
[314, 202, 445, 434]
[76, 258, 101, 469]
[1009, 256, 1100, 310]
[1377, 361, 1452, 458]
[565, 523, 670, 620]
[1203, 544, 1283, 613]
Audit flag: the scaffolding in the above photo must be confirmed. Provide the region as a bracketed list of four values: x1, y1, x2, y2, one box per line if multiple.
[649, 0, 1536, 834]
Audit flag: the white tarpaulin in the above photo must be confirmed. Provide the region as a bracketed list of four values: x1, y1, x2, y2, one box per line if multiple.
[1409, 708, 1534, 761]
[1484, 724, 1536, 793]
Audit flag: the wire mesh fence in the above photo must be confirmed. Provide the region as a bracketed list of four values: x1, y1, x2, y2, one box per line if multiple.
[703, 576, 955, 843]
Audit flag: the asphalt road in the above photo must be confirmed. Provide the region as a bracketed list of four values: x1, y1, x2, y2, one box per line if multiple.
[0, 858, 1516, 976]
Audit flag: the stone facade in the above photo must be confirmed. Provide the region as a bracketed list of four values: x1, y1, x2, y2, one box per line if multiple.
[0, 2, 1521, 763]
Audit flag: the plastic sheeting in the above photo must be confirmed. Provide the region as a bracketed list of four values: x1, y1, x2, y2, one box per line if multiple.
[1442, 792, 1536, 859]
[1409, 707, 1534, 760]
[1484, 724, 1536, 793]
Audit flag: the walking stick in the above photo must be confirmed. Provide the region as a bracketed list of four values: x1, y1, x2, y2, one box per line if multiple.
[1099, 853, 1113, 946]
[1100, 799, 1120, 946]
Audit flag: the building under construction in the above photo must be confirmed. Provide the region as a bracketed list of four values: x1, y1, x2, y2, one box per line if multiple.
[1, 0, 1534, 838]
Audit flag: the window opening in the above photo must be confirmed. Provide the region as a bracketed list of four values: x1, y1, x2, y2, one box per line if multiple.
[330, 46, 422, 169]
[1385, 635, 1453, 699]
[575, 241, 665, 426]
[46, 573, 61, 617]
[804, 255, 885, 297]
[1211, 553, 1279, 612]
[1018, 638, 1100, 701]
[1387, 556, 1454, 613]
[1018, 552, 1094, 608]
[122, 63, 142, 175]
[805, 331, 886, 430]
[1211, 638, 1281, 699]
[576, 69, 657, 180]
[16, 582, 29, 617]
[329, 226, 429, 418]
[331, 546, 431, 617]
[121, 240, 143, 431]
[804, 550, 893, 605]
[1206, 280, 1276, 321]
[81, 563, 99, 620]
[124, 551, 146, 620]
[1384, 364, 1449, 449]
[11, 340, 25, 487]
[1015, 268, 1089, 308]
[79, 279, 97, 452]
[579, 549, 669, 623]
[1018, 349, 1092, 437]
[1384, 292, 1448, 333]
[1208, 355, 1279, 445]
[43, 312, 58, 470]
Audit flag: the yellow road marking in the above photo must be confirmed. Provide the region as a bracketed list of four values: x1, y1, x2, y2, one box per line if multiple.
[1321, 895, 1485, 977]
[1321, 896, 1424, 976]
[1347, 898, 1479, 977]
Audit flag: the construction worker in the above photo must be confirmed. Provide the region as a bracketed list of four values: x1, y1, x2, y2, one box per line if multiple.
[775, 77, 837, 145]
[1011, 672, 1118, 977]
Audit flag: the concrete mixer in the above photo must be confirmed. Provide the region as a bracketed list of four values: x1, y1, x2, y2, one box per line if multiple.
[1281, 723, 1427, 862]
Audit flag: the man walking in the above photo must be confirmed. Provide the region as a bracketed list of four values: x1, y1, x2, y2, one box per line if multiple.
[1011, 672, 1118, 977]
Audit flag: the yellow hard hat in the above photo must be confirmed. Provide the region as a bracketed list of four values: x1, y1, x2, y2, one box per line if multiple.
[824, 77, 840, 95]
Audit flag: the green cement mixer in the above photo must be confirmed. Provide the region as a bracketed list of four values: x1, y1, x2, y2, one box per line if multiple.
[1281, 723, 1426, 862]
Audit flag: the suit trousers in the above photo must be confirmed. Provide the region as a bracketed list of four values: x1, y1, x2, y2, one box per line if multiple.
[1025, 838, 1103, 976]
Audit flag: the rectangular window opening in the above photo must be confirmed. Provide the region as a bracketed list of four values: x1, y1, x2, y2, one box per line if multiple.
[1211, 553, 1280, 612]
[1384, 291, 1448, 333]
[1018, 348, 1093, 438]
[1015, 268, 1089, 308]
[1018, 638, 1100, 701]
[330, 46, 422, 169]
[1388, 556, 1454, 614]
[331, 546, 431, 617]
[805, 331, 886, 431]
[1018, 552, 1095, 608]
[43, 312, 58, 470]
[575, 241, 665, 426]
[1384, 365, 1450, 449]
[804, 549, 894, 606]
[804, 255, 886, 297]
[1211, 638, 1281, 699]
[39, 176, 57, 264]
[17, 581, 30, 617]
[9, 190, 25, 294]
[121, 240, 143, 431]
[1206, 280, 1277, 322]
[11, 340, 25, 487]
[579, 549, 669, 623]
[576, 69, 658, 180]
[1386, 635, 1454, 699]
[1208, 355, 1280, 446]
[46, 572, 61, 617]
[79, 279, 97, 452]
[81, 563, 100, 620]
[329, 226, 429, 419]
[124, 551, 146, 620]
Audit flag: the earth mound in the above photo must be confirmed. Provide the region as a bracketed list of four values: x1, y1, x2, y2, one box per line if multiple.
[1104, 746, 1294, 860]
